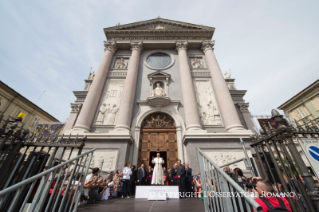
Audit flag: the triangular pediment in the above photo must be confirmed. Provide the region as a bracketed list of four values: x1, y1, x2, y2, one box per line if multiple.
[105, 18, 213, 31]
[148, 71, 171, 79]
[104, 18, 214, 40]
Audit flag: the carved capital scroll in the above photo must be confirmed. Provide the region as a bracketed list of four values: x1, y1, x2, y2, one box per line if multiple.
[201, 40, 215, 53]
[104, 41, 117, 53]
[175, 41, 188, 52]
[131, 41, 143, 52]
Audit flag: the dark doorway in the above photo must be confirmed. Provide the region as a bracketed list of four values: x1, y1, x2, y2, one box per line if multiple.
[149, 151, 167, 169]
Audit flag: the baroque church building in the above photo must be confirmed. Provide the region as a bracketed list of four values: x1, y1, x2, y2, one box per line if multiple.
[63, 18, 255, 173]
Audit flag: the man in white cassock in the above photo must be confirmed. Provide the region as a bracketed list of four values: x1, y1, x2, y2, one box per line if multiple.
[151, 153, 165, 185]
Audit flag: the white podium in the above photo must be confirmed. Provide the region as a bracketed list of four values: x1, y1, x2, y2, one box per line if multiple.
[135, 186, 179, 200]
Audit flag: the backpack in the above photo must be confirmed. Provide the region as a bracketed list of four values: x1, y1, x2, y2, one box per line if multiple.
[260, 197, 290, 212]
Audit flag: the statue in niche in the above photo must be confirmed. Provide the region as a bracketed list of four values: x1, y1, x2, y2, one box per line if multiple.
[151, 82, 166, 97]
[191, 58, 203, 68]
[224, 70, 231, 79]
[104, 104, 119, 125]
[96, 103, 110, 125]
[88, 71, 95, 80]
[115, 58, 128, 69]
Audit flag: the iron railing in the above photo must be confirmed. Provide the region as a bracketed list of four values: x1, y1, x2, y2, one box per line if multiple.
[197, 148, 262, 212]
[0, 114, 93, 211]
[0, 148, 94, 212]
[250, 109, 319, 212]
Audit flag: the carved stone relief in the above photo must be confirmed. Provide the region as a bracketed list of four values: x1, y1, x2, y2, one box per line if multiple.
[190, 58, 203, 68]
[95, 80, 124, 125]
[203, 150, 251, 170]
[91, 149, 118, 171]
[114, 58, 128, 69]
[194, 81, 222, 125]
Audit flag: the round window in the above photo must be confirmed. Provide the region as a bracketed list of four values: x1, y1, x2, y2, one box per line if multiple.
[146, 53, 172, 69]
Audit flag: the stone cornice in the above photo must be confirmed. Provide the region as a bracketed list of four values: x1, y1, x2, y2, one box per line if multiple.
[104, 18, 215, 40]
[130, 41, 143, 52]
[201, 40, 215, 53]
[176, 41, 188, 52]
[104, 41, 117, 53]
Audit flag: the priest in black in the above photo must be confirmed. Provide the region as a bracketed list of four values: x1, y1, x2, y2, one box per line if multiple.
[177, 159, 186, 197]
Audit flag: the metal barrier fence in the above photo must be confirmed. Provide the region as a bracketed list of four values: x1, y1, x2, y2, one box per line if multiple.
[250, 109, 319, 212]
[197, 148, 262, 212]
[0, 114, 94, 212]
[0, 149, 94, 212]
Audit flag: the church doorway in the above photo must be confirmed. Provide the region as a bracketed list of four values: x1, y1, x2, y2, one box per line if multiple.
[138, 113, 178, 170]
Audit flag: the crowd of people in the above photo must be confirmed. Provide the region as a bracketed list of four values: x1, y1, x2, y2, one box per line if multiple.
[82, 159, 206, 204]
[81, 161, 318, 212]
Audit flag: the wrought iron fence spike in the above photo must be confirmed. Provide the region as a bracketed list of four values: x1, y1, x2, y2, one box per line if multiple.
[302, 118, 313, 133]
[66, 133, 71, 144]
[51, 135, 57, 143]
[74, 133, 79, 144]
[310, 119, 319, 132]
[294, 119, 304, 132]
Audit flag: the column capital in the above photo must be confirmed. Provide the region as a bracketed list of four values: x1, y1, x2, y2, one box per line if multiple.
[237, 102, 250, 112]
[131, 41, 143, 52]
[201, 40, 215, 53]
[175, 41, 188, 52]
[104, 41, 117, 53]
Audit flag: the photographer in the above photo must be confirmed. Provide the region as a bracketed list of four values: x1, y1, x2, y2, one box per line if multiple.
[86, 175, 103, 204]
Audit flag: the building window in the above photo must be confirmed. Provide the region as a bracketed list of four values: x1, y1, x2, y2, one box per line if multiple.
[294, 107, 307, 119]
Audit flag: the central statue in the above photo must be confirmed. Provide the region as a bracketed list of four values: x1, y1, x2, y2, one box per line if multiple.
[151, 82, 166, 97]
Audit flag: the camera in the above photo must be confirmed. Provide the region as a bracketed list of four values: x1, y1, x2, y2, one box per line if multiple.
[246, 179, 257, 189]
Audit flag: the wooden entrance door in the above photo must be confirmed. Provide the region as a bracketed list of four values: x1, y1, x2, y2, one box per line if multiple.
[138, 113, 178, 169]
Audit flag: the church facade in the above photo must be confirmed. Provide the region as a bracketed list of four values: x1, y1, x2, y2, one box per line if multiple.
[63, 18, 255, 173]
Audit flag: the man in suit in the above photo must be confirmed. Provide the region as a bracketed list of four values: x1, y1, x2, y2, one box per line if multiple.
[177, 159, 186, 198]
[170, 163, 178, 185]
[137, 164, 147, 185]
[185, 162, 193, 197]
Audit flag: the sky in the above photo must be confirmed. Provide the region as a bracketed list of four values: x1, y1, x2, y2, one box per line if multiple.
[0, 0, 318, 122]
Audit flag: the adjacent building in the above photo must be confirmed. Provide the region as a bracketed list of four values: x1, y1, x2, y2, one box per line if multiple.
[0, 81, 60, 130]
[278, 79, 319, 128]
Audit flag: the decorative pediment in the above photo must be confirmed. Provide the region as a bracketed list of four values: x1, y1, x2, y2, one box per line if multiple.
[104, 18, 215, 40]
[148, 71, 171, 79]
[147, 71, 171, 86]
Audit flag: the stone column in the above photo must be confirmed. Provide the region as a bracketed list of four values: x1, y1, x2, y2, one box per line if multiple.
[114, 41, 143, 131]
[202, 40, 245, 132]
[73, 41, 117, 132]
[176, 41, 202, 131]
